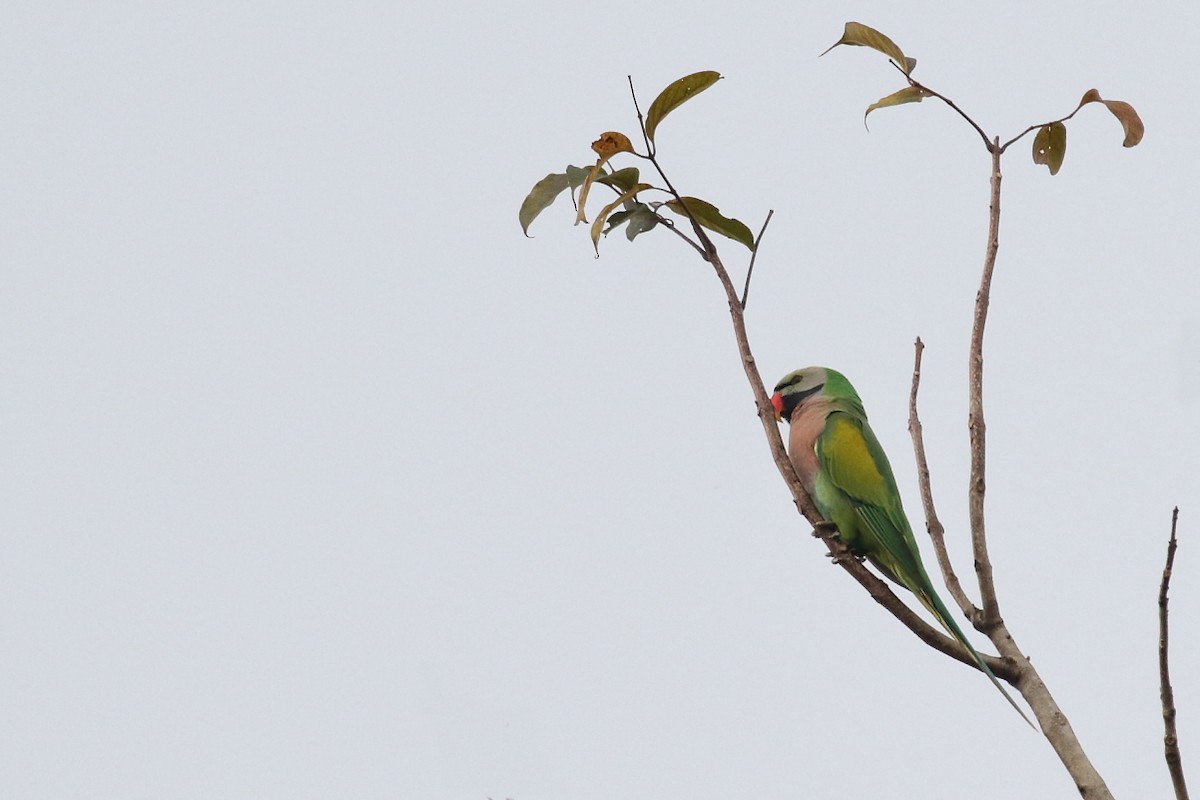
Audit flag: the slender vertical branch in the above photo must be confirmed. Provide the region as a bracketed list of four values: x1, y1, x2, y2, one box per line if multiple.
[1160, 507, 1190, 800]
[967, 139, 1004, 623]
[908, 337, 978, 617]
[740, 209, 774, 310]
[960, 137, 1114, 800]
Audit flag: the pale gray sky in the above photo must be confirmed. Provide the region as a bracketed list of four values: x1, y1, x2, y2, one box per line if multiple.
[3, 2, 1197, 798]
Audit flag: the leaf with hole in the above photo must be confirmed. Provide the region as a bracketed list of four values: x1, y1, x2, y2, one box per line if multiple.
[645, 71, 721, 143]
[1032, 122, 1067, 175]
[665, 197, 755, 251]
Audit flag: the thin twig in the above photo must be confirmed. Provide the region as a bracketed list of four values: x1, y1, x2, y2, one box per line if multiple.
[907, 337, 977, 617]
[998, 98, 1093, 152]
[627, 75, 654, 156]
[740, 209, 774, 310]
[888, 63, 992, 152]
[917, 82, 993, 151]
[627, 78, 711, 259]
[1160, 507, 1190, 800]
[652, 210, 706, 257]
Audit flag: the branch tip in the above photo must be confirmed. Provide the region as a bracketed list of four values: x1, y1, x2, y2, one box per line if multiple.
[1160, 507, 1189, 800]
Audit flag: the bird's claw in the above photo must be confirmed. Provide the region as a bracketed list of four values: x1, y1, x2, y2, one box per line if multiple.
[811, 521, 840, 538]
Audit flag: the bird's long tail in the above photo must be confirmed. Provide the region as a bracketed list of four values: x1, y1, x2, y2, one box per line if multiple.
[914, 584, 1037, 730]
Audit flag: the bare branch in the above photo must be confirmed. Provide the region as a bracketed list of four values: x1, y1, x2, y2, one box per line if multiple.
[959, 139, 1115, 799]
[810, 524, 1018, 678]
[908, 337, 978, 618]
[739, 209, 774, 310]
[1160, 507, 1190, 800]
[998, 642, 1115, 800]
[967, 141, 1005, 623]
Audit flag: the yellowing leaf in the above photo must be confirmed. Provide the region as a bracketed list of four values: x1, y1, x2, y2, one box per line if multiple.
[518, 172, 570, 236]
[591, 131, 634, 158]
[664, 196, 755, 251]
[821, 22, 915, 75]
[645, 70, 721, 143]
[1032, 122, 1067, 175]
[590, 184, 652, 254]
[1077, 89, 1144, 148]
[574, 162, 606, 225]
[864, 86, 929, 127]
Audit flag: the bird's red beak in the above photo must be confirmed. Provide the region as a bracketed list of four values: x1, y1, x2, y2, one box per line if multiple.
[770, 392, 784, 421]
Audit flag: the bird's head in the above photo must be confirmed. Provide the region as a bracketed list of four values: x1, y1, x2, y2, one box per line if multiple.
[770, 367, 829, 423]
[771, 366, 863, 423]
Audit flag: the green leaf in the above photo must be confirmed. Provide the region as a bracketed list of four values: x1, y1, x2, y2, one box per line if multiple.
[1032, 122, 1067, 175]
[821, 22, 915, 75]
[864, 86, 928, 127]
[1078, 89, 1144, 147]
[665, 196, 755, 251]
[591, 183, 653, 254]
[519, 172, 570, 236]
[645, 70, 722, 143]
[624, 205, 659, 241]
[602, 207, 637, 232]
[600, 202, 659, 242]
[565, 164, 594, 189]
[597, 167, 641, 193]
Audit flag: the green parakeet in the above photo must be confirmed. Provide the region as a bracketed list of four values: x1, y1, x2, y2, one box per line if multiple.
[770, 366, 1031, 726]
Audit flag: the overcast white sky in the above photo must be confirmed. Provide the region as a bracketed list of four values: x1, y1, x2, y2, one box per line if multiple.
[3, 2, 1197, 798]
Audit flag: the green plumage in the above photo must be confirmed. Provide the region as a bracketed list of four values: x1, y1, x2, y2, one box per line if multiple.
[772, 366, 1032, 726]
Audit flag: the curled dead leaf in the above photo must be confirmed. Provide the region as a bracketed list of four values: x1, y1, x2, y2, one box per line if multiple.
[591, 131, 634, 158]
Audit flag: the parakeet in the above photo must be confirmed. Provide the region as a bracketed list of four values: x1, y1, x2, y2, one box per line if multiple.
[771, 366, 1031, 725]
